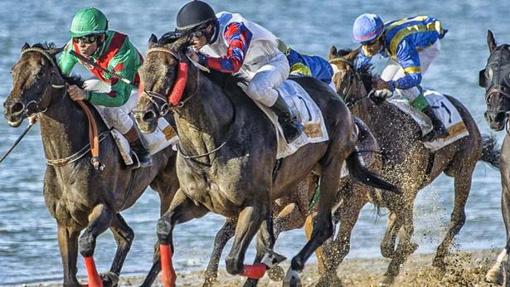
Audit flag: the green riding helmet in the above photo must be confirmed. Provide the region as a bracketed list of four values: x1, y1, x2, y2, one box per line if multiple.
[70, 7, 108, 37]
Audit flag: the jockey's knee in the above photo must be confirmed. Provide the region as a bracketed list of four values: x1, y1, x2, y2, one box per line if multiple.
[246, 81, 277, 107]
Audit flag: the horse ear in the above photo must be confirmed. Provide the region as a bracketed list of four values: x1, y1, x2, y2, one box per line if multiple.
[329, 46, 338, 60]
[21, 42, 30, 50]
[487, 30, 497, 52]
[148, 34, 158, 48]
[48, 46, 64, 56]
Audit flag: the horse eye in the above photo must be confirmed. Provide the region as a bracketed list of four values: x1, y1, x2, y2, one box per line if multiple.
[487, 68, 494, 80]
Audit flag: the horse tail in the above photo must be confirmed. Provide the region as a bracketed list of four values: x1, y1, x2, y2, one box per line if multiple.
[480, 134, 500, 169]
[346, 150, 400, 194]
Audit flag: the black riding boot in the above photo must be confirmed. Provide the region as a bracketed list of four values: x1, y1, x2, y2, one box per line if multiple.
[270, 94, 303, 143]
[421, 105, 449, 142]
[125, 127, 153, 168]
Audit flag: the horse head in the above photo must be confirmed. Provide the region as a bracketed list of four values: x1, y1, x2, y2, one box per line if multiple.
[480, 30, 510, 131]
[134, 32, 195, 133]
[328, 46, 370, 107]
[3, 43, 65, 127]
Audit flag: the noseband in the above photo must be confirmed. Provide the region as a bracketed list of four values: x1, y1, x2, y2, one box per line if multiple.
[140, 47, 198, 114]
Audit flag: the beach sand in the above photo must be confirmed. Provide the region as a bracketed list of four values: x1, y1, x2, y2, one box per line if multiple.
[27, 249, 503, 287]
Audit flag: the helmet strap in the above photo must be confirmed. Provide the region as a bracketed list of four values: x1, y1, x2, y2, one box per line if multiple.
[207, 20, 220, 44]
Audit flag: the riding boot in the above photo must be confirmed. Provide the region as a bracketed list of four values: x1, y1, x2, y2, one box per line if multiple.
[421, 105, 449, 142]
[124, 126, 153, 168]
[269, 94, 303, 143]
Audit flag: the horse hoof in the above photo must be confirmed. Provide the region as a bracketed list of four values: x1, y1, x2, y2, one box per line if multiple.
[485, 265, 504, 285]
[202, 271, 217, 287]
[100, 272, 119, 287]
[283, 269, 302, 287]
[267, 264, 285, 281]
[315, 273, 342, 287]
[379, 275, 395, 287]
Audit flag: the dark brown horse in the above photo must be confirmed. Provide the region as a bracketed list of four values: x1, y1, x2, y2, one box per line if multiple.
[3, 43, 179, 287]
[326, 46, 500, 286]
[133, 34, 398, 287]
[480, 30, 510, 286]
[200, 117, 383, 287]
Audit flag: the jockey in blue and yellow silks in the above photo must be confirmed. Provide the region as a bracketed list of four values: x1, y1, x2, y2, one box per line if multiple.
[277, 39, 335, 90]
[353, 14, 449, 141]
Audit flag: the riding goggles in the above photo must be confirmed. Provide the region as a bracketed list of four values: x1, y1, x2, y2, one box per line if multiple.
[72, 34, 99, 45]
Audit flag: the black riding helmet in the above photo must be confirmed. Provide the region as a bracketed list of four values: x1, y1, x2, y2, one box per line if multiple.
[176, 1, 217, 33]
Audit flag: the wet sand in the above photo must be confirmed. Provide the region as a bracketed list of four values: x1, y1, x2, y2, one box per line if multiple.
[26, 249, 503, 287]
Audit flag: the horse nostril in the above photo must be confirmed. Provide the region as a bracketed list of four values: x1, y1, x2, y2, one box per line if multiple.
[495, 112, 507, 122]
[142, 110, 156, 122]
[10, 102, 25, 115]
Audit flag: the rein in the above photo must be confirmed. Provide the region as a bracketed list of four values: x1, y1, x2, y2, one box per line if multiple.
[20, 48, 104, 170]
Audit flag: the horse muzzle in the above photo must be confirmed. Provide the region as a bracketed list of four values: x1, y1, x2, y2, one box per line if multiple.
[484, 110, 507, 131]
[133, 109, 158, 134]
[3, 99, 30, 127]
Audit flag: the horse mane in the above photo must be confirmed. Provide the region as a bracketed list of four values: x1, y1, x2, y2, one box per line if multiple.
[29, 42, 85, 88]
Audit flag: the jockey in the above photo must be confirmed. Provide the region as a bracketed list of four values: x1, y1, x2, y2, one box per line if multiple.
[58, 7, 152, 167]
[353, 14, 449, 141]
[277, 39, 335, 90]
[178, 1, 303, 143]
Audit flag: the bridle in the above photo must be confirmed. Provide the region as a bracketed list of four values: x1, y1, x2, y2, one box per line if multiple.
[329, 57, 368, 107]
[139, 47, 199, 116]
[483, 53, 510, 135]
[140, 46, 234, 164]
[16, 48, 66, 117]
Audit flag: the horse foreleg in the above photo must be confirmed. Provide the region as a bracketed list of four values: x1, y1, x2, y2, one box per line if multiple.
[285, 158, 341, 287]
[105, 213, 134, 286]
[380, 210, 402, 258]
[79, 204, 114, 287]
[317, 189, 366, 287]
[487, 150, 510, 285]
[433, 166, 474, 269]
[57, 224, 81, 287]
[202, 217, 237, 287]
[225, 203, 268, 279]
[381, 204, 417, 287]
[142, 189, 208, 287]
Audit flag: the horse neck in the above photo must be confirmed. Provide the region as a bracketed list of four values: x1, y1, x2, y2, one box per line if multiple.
[173, 72, 235, 154]
[38, 87, 90, 161]
[350, 77, 374, 124]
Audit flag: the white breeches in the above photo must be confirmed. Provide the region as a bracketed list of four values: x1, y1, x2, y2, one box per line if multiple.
[380, 40, 441, 101]
[246, 52, 290, 107]
[94, 92, 137, 135]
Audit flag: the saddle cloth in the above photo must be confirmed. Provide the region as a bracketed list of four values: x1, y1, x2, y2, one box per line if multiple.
[84, 79, 178, 166]
[389, 89, 469, 152]
[250, 80, 329, 159]
[95, 111, 178, 166]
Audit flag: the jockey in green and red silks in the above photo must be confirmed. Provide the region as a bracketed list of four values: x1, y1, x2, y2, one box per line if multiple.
[58, 7, 151, 167]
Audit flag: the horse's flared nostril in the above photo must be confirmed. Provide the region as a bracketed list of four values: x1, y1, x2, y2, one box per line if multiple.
[142, 110, 157, 122]
[9, 102, 25, 116]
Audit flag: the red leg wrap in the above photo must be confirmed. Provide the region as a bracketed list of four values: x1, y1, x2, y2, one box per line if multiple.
[241, 263, 267, 279]
[83, 256, 103, 287]
[160, 244, 176, 287]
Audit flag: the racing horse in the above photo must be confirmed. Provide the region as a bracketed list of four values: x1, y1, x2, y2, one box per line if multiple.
[3, 43, 179, 287]
[326, 46, 499, 286]
[480, 30, 510, 286]
[133, 34, 399, 287]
